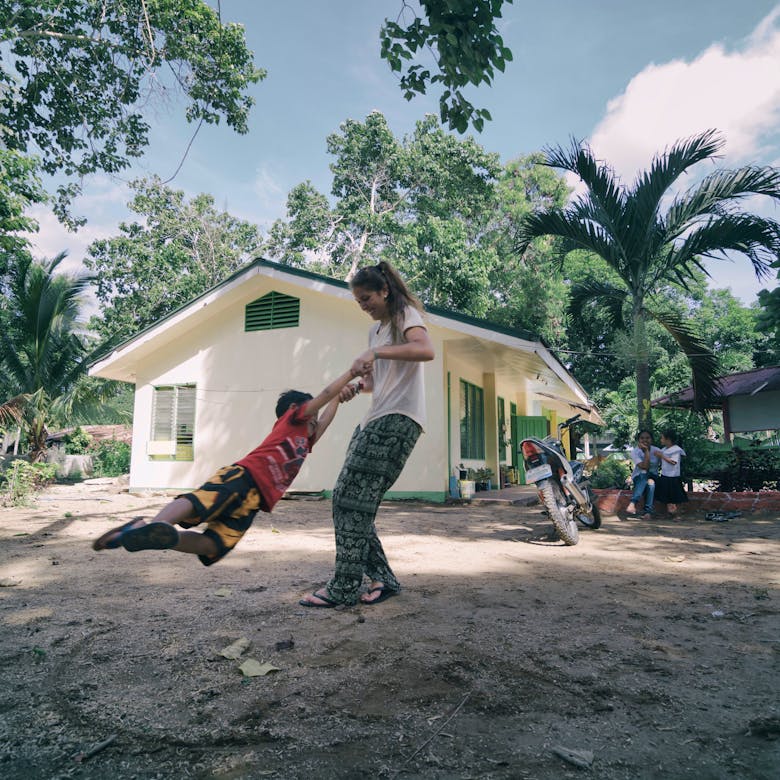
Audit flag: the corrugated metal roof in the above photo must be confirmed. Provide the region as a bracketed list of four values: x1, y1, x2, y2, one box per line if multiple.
[652, 365, 780, 408]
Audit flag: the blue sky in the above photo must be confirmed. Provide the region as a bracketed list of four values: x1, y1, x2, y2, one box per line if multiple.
[30, 0, 780, 304]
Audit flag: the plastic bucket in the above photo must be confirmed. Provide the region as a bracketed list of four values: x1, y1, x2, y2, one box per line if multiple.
[459, 480, 475, 499]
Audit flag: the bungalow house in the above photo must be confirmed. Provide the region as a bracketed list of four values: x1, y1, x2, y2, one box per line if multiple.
[89, 259, 602, 500]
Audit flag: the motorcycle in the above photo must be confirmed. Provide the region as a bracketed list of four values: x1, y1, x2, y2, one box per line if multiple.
[520, 413, 601, 545]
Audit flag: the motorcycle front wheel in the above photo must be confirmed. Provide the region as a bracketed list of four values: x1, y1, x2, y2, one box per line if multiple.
[539, 480, 579, 546]
[577, 487, 602, 530]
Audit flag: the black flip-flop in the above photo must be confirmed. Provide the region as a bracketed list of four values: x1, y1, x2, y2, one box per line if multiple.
[92, 517, 145, 550]
[361, 585, 399, 606]
[121, 522, 179, 552]
[299, 590, 339, 608]
[705, 512, 728, 522]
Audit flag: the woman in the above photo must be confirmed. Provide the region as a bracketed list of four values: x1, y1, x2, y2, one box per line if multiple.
[627, 429, 662, 520]
[300, 261, 435, 607]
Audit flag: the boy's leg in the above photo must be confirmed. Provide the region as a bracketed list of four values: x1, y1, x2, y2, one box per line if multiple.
[93, 497, 198, 551]
[174, 530, 219, 557]
[144, 496, 218, 557]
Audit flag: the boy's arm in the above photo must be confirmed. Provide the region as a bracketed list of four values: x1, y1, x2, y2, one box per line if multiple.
[301, 367, 360, 418]
[659, 452, 677, 464]
[312, 397, 340, 444]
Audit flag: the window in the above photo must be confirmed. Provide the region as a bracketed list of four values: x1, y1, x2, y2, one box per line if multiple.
[150, 384, 196, 461]
[497, 396, 507, 462]
[245, 291, 300, 331]
[460, 380, 485, 459]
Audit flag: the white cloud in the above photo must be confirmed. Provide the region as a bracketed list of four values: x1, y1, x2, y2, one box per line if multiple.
[250, 165, 286, 228]
[588, 8, 780, 178]
[22, 175, 130, 274]
[581, 8, 780, 303]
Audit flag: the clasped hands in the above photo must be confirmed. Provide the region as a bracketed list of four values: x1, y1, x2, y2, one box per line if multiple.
[340, 350, 376, 402]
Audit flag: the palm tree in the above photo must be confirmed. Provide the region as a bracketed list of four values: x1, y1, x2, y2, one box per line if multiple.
[516, 130, 780, 429]
[0, 252, 119, 460]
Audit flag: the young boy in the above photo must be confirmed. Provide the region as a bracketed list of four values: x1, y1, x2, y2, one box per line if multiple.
[92, 366, 363, 565]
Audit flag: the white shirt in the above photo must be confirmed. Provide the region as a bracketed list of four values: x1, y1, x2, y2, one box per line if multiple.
[661, 445, 685, 477]
[363, 305, 427, 430]
[630, 445, 662, 478]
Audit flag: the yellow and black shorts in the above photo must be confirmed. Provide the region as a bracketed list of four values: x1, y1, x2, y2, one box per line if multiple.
[179, 464, 266, 566]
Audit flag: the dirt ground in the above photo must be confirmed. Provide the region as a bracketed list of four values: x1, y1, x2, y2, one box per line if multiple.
[1, 481, 779, 780]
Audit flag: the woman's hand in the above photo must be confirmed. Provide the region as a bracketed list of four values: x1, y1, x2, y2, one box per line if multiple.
[350, 349, 375, 378]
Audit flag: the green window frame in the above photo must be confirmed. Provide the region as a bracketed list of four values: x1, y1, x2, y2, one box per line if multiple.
[497, 396, 506, 462]
[150, 384, 196, 461]
[245, 291, 300, 332]
[460, 379, 485, 459]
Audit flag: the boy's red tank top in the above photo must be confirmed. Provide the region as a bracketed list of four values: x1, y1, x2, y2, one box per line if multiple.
[235, 407, 315, 511]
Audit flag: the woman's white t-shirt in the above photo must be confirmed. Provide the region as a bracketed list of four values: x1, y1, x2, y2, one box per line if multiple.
[363, 305, 427, 430]
[660, 445, 685, 477]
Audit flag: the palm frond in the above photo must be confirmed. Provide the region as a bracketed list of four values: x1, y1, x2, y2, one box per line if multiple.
[516, 209, 624, 271]
[625, 130, 724, 258]
[0, 394, 28, 428]
[645, 308, 721, 410]
[542, 138, 628, 242]
[664, 214, 780, 281]
[665, 165, 780, 238]
[568, 280, 628, 330]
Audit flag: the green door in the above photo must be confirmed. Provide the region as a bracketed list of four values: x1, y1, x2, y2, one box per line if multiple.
[513, 415, 550, 484]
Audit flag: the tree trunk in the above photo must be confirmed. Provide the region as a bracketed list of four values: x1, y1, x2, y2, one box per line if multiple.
[633, 308, 653, 431]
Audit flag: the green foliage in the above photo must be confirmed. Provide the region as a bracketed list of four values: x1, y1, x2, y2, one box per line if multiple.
[265, 112, 505, 314]
[86, 177, 260, 341]
[708, 446, 780, 492]
[90, 440, 131, 477]
[0, 253, 120, 459]
[516, 130, 780, 428]
[0, 149, 47, 267]
[63, 426, 92, 454]
[483, 154, 571, 343]
[593, 378, 639, 447]
[380, 0, 513, 133]
[757, 258, 780, 365]
[0, 459, 56, 505]
[1, 0, 263, 221]
[590, 457, 630, 489]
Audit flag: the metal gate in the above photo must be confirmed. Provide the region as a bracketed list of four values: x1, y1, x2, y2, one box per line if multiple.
[511, 415, 550, 484]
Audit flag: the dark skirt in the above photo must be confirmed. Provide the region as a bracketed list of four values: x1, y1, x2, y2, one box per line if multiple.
[656, 475, 688, 504]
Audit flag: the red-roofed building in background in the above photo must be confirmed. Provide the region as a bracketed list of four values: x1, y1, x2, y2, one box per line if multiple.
[652, 366, 780, 441]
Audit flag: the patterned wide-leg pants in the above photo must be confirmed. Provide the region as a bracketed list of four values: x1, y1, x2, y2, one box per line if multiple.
[326, 414, 421, 605]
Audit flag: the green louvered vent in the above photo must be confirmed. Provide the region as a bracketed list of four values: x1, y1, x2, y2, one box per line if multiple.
[245, 291, 300, 332]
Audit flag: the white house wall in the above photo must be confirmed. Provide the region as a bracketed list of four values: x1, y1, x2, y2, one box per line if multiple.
[127, 277, 447, 498]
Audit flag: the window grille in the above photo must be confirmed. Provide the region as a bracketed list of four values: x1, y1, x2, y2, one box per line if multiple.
[459, 380, 485, 459]
[150, 384, 196, 460]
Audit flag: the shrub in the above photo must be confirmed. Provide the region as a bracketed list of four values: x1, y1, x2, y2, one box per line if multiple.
[590, 457, 631, 489]
[91, 439, 131, 477]
[63, 426, 93, 454]
[712, 446, 780, 492]
[0, 460, 57, 506]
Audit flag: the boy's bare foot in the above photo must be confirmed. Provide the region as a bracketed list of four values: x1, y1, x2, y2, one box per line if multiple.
[641, 512, 652, 520]
[92, 517, 146, 550]
[668, 504, 677, 513]
[626, 502, 636, 515]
